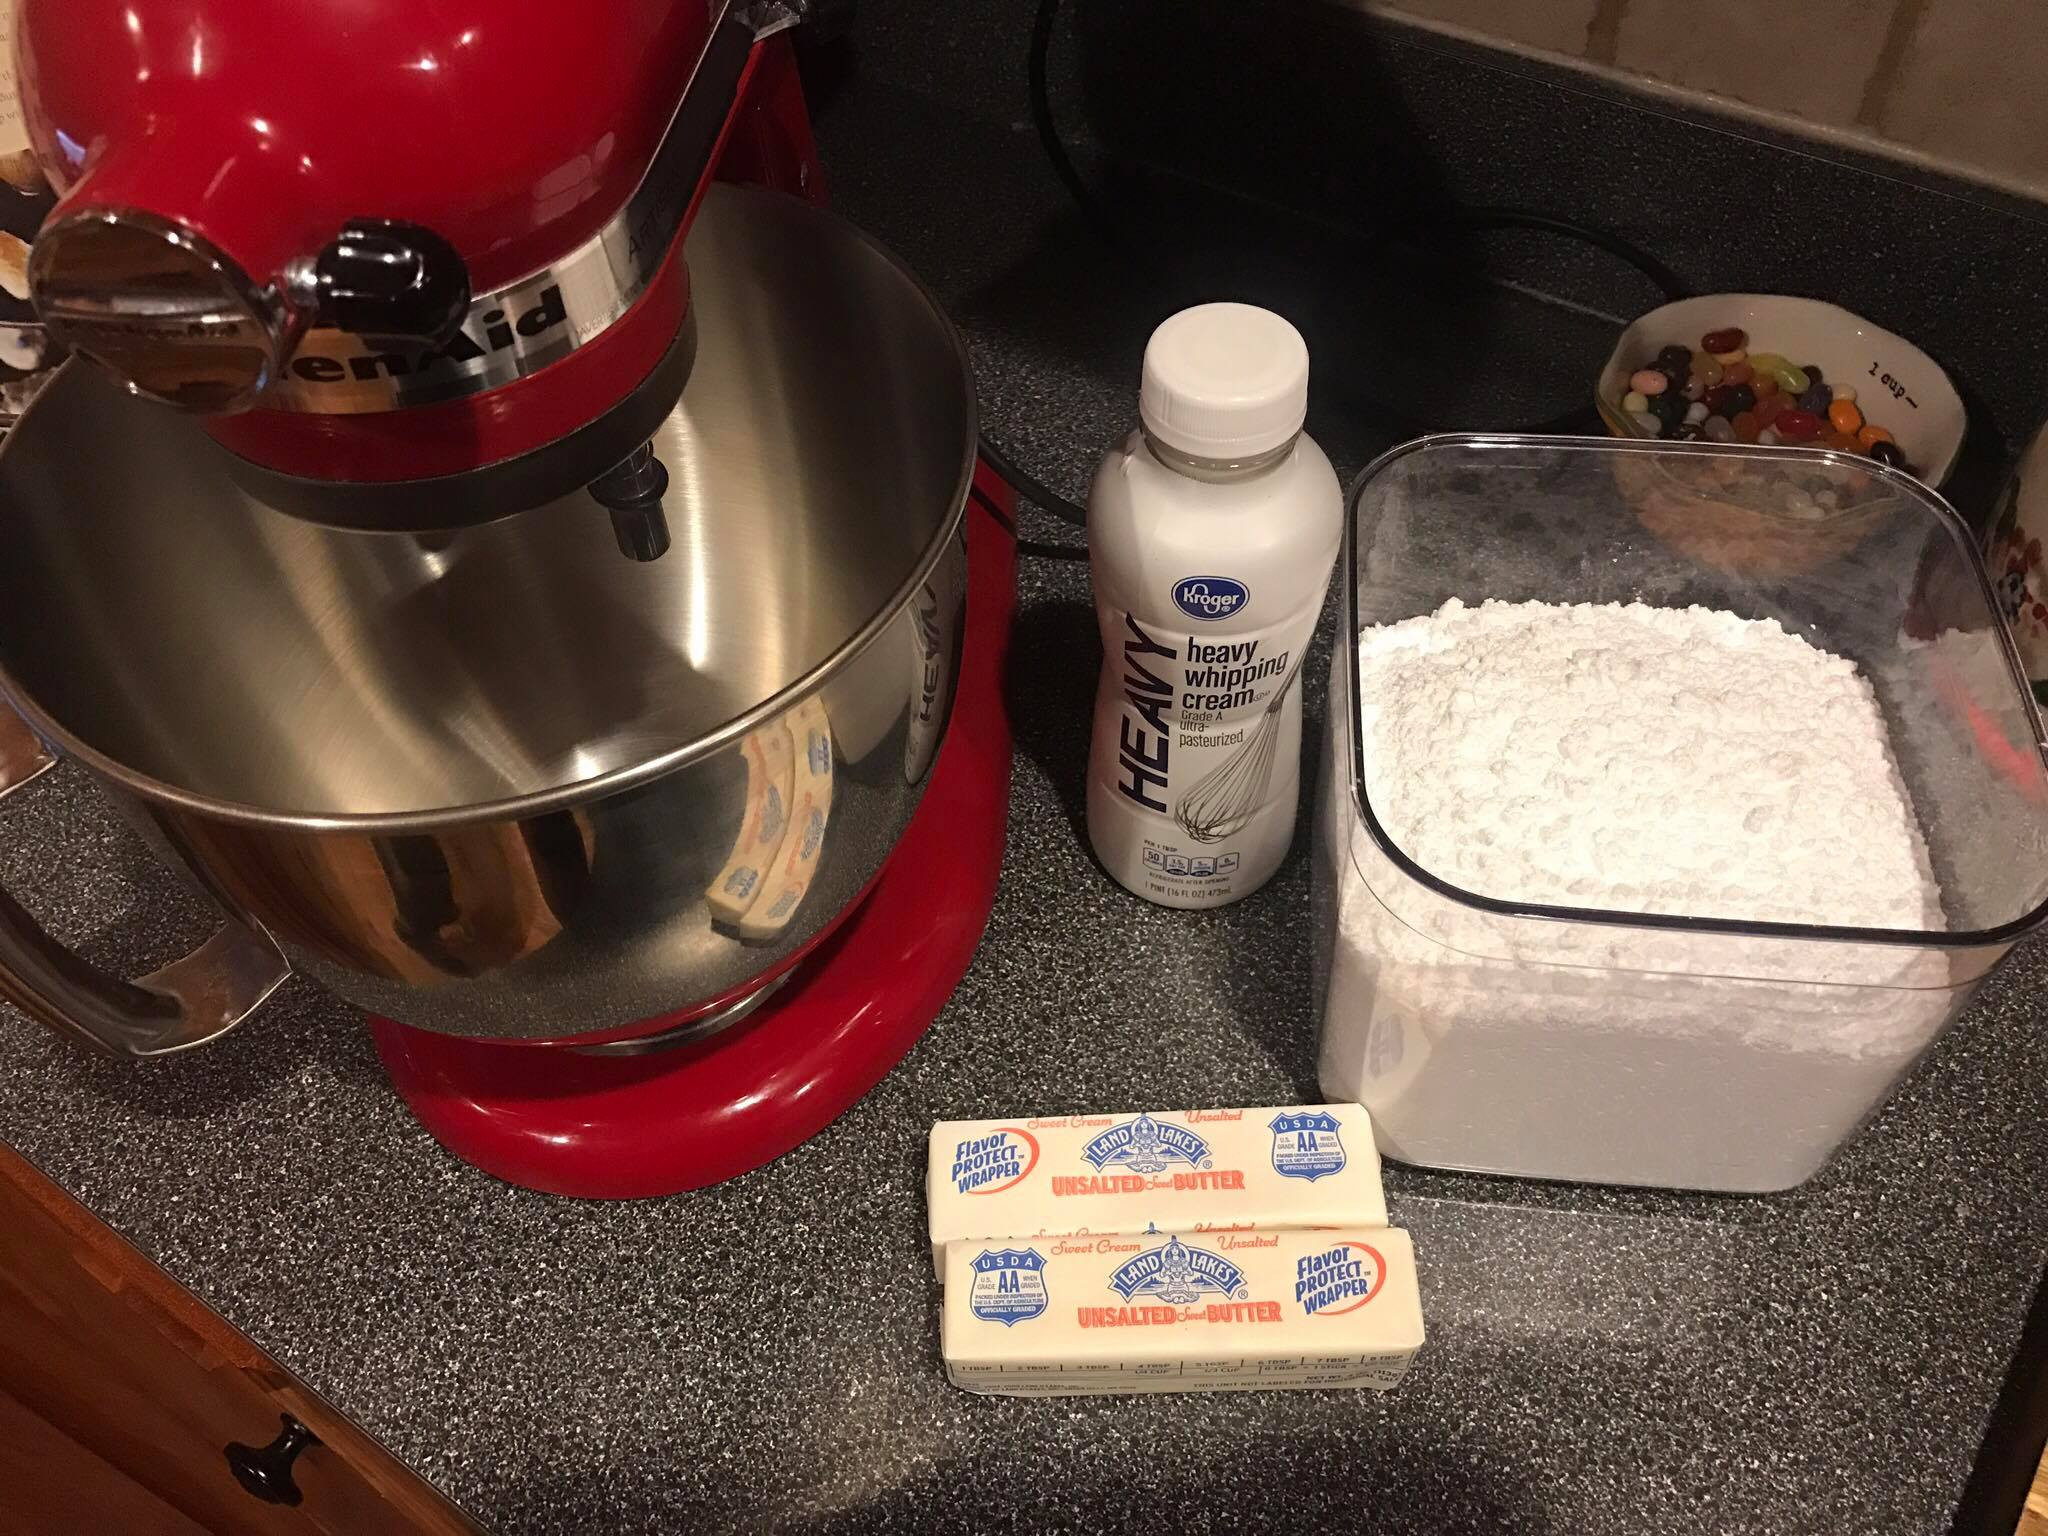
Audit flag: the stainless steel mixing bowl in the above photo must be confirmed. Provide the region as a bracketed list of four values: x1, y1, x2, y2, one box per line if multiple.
[0, 185, 978, 1055]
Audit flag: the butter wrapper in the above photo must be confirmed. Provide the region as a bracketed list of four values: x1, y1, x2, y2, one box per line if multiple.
[942, 1227, 1424, 1396]
[926, 1104, 1387, 1276]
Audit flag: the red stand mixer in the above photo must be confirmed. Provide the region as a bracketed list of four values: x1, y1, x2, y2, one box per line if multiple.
[0, 0, 1014, 1195]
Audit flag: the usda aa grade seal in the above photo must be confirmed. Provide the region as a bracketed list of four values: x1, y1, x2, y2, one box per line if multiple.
[1269, 1110, 1347, 1182]
[969, 1247, 1049, 1326]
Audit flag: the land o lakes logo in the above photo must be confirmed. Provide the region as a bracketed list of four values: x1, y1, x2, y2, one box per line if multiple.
[951, 1127, 1040, 1196]
[1081, 1113, 1211, 1175]
[1295, 1241, 1386, 1317]
[1269, 1110, 1348, 1182]
[1108, 1236, 1248, 1307]
[969, 1247, 1049, 1325]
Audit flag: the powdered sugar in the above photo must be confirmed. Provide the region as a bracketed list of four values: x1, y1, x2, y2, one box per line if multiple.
[1354, 597, 1943, 930]
[1315, 598, 1959, 1193]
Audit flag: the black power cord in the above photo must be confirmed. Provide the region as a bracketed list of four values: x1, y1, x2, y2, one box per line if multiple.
[975, 434, 1087, 527]
[975, 433, 1089, 564]
[1026, 0, 1127, 256]
[988, 0, 1693, 557]
[1404, 206, 1688, 307]
[1027, 0, 1688, 304]
[971, 473, 1088, 561]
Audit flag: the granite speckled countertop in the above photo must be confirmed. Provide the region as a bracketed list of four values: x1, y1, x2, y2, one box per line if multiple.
[4, 72, 2048, 1536]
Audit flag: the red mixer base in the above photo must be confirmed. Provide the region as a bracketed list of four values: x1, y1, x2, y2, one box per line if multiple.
[370, 481, 1016, 1197]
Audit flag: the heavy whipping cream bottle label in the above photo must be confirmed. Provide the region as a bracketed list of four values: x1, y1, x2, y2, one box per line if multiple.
[1088, 585, 1324, 907]
[1084, 305, 1341, 910]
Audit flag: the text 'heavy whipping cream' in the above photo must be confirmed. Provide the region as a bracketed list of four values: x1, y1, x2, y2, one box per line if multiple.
[1086, 304, 1342, 909]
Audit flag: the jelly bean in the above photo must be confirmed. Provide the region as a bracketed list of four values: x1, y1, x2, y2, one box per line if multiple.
[1630, 368, 1669, 395]
[1870, 439, 1907, 469]
[1732, 410, 1762, 443]
[1798, 384, 1832, 414]
[1629, 410, 1661, 436]
[1703, 415, 1735, 443]
[1827, 398, 1863, 434]
[1690, 351, 1725, 388]
[1622, 390, 1649, 414]
[1656, 345, 1693, 372]
[1802, 363, 1823, 385]
[1683, 376, 1707, 402]
[1684, 401, 1708, 425]
[1723, 361, 1754, 386]
[1857, 423, 1894, 448]
[1757, 426, 1781, 446]
[1752, 373, 1779, 399]
[1775, 408, 1823, 441]
[1711, 347, 1748, 366]
[1821, 430, 1859, 452]
[1723, 383, 1756, 417]
[1701, 327, 1746, 354]
[1832, 385, 1855, 403]
[1755, 392, 1790, 424]
[1749, 354, 1810, 395]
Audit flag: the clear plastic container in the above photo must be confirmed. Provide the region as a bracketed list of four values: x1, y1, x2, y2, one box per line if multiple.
[1313, 434, 2048, 1192]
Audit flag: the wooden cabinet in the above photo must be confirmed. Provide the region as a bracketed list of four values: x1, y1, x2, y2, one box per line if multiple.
[0, 1143, 483, 1535]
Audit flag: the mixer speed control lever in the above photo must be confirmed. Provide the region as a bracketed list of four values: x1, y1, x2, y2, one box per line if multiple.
[294, 219, 471, 358]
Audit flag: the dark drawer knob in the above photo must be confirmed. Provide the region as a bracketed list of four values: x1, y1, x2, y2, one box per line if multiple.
[224, 1413, 321, 1506]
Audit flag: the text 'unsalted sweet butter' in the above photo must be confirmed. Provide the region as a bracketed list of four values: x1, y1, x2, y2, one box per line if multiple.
[926, 1103, 1387, 1276]
[941, 1226, 1424, 1396]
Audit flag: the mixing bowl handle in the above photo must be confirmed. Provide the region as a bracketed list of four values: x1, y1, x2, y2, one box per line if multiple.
[0, 704, 291, 1058]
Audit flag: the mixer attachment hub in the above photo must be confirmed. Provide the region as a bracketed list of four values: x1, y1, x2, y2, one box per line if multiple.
[588, 441, 673, 561]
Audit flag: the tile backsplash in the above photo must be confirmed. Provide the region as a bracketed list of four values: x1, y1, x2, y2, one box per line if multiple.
[1356, 0, 2048, 200]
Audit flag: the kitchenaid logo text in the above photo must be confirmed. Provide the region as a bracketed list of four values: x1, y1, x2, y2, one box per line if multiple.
[287, 285, 569, 384]
[1115, 614, 1176, 812]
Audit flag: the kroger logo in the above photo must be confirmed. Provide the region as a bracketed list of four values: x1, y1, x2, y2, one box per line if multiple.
[1172, 576, 1249, 622]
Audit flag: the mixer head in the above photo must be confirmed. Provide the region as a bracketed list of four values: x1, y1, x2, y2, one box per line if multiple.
[17, 0, 822, 558]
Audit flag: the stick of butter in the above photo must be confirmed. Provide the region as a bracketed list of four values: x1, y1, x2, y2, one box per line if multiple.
[705, 726, 793, 926]
[942, 1227, 1424, 1396]
[926, 1104, 1386, 1276]
[734, 698, 833, 940]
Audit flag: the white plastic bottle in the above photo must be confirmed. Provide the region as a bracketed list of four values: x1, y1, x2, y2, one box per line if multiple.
[1085, 303, 1342, 909]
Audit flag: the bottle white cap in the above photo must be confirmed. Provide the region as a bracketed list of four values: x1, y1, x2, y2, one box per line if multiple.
[1139, 302, 1310, 461]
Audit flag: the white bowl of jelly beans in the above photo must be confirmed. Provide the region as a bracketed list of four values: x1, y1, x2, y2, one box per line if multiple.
[1598, 294, 1965, 486]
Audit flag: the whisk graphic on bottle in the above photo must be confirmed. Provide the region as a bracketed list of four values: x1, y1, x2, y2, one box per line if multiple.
[1173, 658, 1304, 844]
